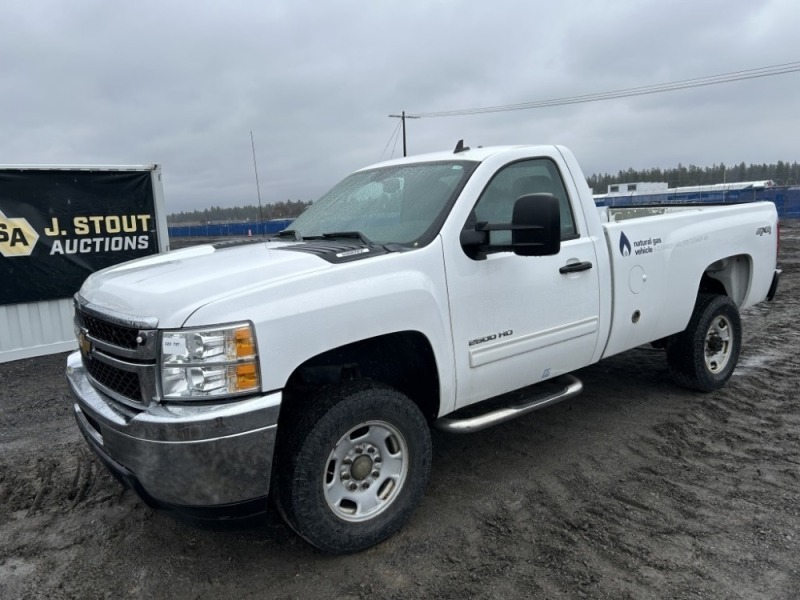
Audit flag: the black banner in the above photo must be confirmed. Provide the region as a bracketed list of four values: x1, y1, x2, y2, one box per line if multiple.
[0, 169, 160, 305]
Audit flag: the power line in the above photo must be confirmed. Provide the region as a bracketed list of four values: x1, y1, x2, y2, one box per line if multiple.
[390, 122, 402, 158]
[410, 60, 800, 118]
[379, 120, 402, 161]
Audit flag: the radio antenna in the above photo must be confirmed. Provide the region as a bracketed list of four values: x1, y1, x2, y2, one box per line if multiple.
[250, 130, 265, 235]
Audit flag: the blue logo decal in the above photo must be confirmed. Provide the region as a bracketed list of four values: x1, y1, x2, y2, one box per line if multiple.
[619, 231, 631, 257]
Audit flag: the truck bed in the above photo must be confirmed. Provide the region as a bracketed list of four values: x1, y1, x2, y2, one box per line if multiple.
[597, 201, 778, 359]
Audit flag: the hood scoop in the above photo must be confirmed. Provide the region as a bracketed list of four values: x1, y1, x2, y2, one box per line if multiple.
[277, 240, 388, 264]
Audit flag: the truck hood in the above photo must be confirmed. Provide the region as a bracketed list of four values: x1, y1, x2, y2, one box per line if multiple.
[78, 241, 330, 327]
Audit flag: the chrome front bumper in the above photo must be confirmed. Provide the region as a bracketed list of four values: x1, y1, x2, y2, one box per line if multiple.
[66, 351, 281, 512]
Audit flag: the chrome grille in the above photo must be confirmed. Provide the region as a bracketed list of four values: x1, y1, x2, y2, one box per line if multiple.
[85, 358, 142, 401]
[79, 312, 140, 349]
[74, 300, 158, 408]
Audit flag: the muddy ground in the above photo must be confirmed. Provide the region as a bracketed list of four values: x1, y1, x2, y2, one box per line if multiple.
[1, 224, 798, 600]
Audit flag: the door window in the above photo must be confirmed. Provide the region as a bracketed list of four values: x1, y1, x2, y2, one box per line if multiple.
[470, 159, 577, 248]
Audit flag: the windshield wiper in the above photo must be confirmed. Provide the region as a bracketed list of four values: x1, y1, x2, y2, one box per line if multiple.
[320, 231, 406, 254]
[317, 231, 374, 245]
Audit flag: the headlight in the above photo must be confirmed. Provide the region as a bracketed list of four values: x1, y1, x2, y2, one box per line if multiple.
[160, 323, 260, 400]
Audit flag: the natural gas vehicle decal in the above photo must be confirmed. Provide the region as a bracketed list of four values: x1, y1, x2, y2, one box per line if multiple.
[620, 230, 711, 257]
[619, 231, 663, 256]
[619, 232, 632, 257]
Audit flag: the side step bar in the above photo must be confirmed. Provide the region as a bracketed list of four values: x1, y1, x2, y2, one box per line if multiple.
[434, 374, 583, 434]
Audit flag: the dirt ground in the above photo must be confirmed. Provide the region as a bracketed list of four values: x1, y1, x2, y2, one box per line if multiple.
[1, 224, 798, 600]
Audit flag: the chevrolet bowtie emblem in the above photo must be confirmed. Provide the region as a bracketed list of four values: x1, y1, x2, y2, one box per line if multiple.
[78, 331, 92, 357]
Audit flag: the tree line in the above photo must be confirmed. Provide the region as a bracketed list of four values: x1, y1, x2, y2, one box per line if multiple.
[587, 160, 800, 194]
[168, 200, 312, 225]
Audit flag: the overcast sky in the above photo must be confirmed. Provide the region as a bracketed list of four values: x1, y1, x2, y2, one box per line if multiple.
[2, 0, 798, 214]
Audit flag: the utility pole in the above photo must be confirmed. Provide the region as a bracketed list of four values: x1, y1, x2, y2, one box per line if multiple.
[388, 111, 420, 157]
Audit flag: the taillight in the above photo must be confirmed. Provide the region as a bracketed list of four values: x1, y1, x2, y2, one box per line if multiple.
[777, 219, 781, 258]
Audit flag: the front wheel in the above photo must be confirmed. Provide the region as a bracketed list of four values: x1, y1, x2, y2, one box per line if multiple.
[667, 294, 742, 392]
[274, 381, 431, 553]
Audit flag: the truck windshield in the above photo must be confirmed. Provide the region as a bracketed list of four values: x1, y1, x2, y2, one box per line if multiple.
[286, 161, 477, 247]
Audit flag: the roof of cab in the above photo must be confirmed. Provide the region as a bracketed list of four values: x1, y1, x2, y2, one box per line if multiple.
[357, 145, 534, 171]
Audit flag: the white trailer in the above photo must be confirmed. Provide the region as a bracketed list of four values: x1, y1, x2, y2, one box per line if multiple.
[0, 164, 168, 362]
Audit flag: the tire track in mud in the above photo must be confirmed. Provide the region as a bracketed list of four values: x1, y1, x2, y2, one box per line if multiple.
[0, 445, 126, 521]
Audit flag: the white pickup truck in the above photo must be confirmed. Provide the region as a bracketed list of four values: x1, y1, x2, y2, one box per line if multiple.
[67, 143, 781, 553]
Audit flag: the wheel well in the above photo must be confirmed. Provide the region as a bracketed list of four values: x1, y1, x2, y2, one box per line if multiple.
[698, 273, 726, 296]
[281, 331, 441, 423]
[699, 254, 751, 306]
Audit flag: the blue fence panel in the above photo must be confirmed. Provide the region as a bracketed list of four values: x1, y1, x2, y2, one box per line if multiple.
[168, 219, 294, 238]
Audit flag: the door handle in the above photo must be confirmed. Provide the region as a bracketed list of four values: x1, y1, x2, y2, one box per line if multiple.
[559, 261, 593, 274]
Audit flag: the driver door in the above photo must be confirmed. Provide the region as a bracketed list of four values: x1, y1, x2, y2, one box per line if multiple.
[443, 158, 601, 408]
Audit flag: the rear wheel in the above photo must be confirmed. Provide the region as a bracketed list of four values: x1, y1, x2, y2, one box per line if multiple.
[667, 293, 742, 392]
[274, 380, 431, 553]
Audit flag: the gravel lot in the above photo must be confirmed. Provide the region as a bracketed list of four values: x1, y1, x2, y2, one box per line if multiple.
[1, 223, 798, 599]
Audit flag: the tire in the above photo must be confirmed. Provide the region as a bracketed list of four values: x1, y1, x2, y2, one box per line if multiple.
[274, 380, 432, 553]
[667, 293, 742, 392]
